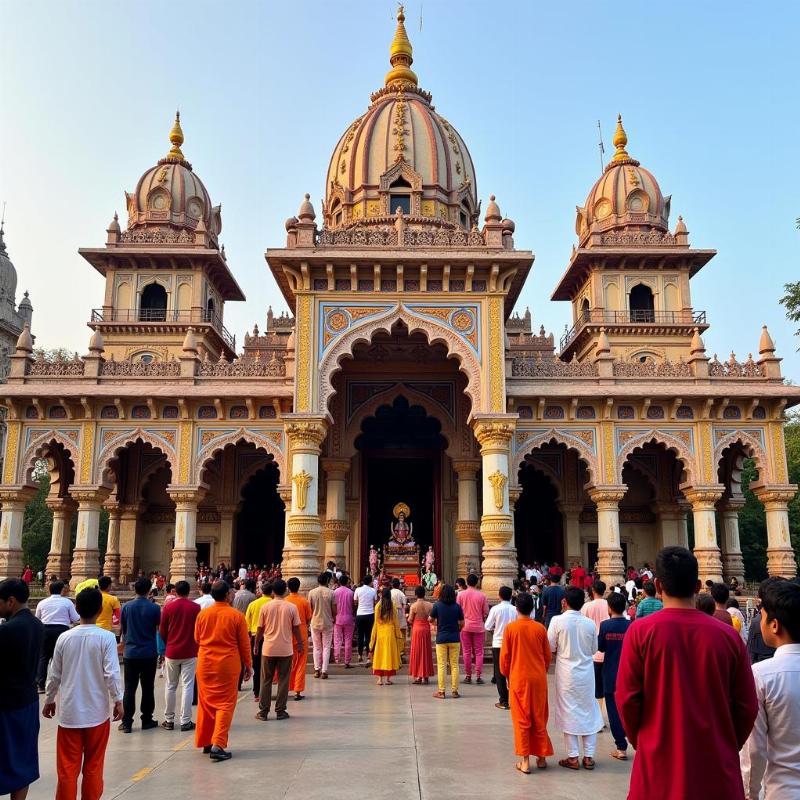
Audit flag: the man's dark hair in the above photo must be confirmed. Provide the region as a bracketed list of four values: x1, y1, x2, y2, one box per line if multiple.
[499, 585, 512, 602]
[705, 579, 714, 589]
[317, 572, 330, 586]
[134, 576, 151, 596]
[261, 581, 272, 595]
[760, 579, 800, 641]
[414, 585, 426, 599]
[0, 578, 29, 603]
[727, 597, 740, 610]
[245, 579, 256, 593]
[529, 576, 538, 587]
[564, 586, 585, 611]
[287, 577, 300, 593]
[439, 584, 456, 604]
[76, 587, 103, 619]
[549, 573, 561, 585]
[175, 580, 191, 597]
[455, 578, 467, 590]
[273, 579, 288, 597]
[592, 580, 606, 597]
[607, 591, 627, 614]
[200, 581, 212, 595]
[166, 583, 175, 594]
[391, 578, 401, 589]
[710, 582, 730, 605]
[466, 573, 479, 587]
[696, 594, 715, 615]
[516, 592, 534, 616]
[98, 576, 112, 591]
[655, 546, 698, 599]
[362, 575, 372, 586]
[643, 581, 657, 597]
[211, 581, 230, 601]
[49, 580, 65, 595]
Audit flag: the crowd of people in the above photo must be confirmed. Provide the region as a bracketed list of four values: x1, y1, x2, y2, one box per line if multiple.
[0, 545, 798, 799]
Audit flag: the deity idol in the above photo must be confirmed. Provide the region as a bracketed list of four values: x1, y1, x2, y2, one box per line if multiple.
[369, 545, 379, 576]
[389, 504, 414, 548]
[424, 546, 435, 573]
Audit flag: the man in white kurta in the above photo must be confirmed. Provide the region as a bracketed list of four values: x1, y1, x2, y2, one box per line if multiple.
[547, 586, 603, 768]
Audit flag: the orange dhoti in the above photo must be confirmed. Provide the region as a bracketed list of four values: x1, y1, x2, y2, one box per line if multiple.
[56, 721, 110, 800]
[286, 593, 312, 694]
[500, 617, 554, 758]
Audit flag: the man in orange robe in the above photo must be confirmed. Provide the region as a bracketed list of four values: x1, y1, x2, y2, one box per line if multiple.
[285, 577, 312, 700]
[194, 581, 252, 761]
[500, 591, 554, 774]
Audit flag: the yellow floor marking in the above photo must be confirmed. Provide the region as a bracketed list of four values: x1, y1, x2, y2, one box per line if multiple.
[130, 767, 152, 782]
[172, 736, 193, 752]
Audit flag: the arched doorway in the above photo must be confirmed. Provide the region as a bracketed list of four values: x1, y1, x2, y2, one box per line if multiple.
[629, 283, 655, 322]
[515, 467, 562, 565]
[355, 395, 447, 574]
[236, 464, 284, 568]
[140, 282, 167, 321]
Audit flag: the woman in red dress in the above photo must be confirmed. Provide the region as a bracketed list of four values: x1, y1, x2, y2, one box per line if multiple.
[408, 585, 434, 684]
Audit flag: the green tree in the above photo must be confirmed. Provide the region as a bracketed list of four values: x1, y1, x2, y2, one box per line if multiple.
[21, 469, 53, 573]
[780, 282, 800, 344]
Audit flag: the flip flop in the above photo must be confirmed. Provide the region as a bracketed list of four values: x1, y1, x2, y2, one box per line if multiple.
[516, 762, 531, 775]
[432, 691, 445, 699]
[536, 758, 547, 770]
[611, 751, 628, 761]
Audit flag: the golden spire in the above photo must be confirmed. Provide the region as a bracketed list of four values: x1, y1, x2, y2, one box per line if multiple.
[166, 110, 185, 161]
[385, 5, 418, 88]
[611, 114, 630, 162]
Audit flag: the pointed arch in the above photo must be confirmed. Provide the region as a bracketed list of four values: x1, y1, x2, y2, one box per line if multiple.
[714, 429, 771, 485]
[617, 430, 696, 485]
[318, 304, 482, 418]
[194, 428, 285, 484]
[97, 428, 177, 486]
[21, 430, 79, 487]
[512, 428, 598, 485]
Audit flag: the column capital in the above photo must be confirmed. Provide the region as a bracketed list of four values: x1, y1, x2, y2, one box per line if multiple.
[277, 484, 293, 505]
[558, 502, 585, 515]
[0, 486, 37, 506]
[320, 458, 350, 478]
[46, 496, 78, 514]
[167, 488, 205, 508]
[322, 518, 349, 542]
[71, 488, 111, 507]
[717, 497, 746, 514]
[682, 484, 725, 509]
[284, 414, 328, 452]
[471, 414, 516, 453]
[587, 485, 627, 507]
[752, 484, 798, 509]
[452, 459, 481, 477]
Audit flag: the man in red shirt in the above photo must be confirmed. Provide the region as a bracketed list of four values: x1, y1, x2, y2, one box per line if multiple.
[570, 562, 586, 589]
[158, 580, 201, 731]
[616, 546, 757, 800]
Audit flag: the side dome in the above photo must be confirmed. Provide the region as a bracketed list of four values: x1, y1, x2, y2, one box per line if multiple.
[575, 116, 671, 244]
[124, 112, 222, 240]
[0, 223, 18, 305]
[323, 6, 478, 231]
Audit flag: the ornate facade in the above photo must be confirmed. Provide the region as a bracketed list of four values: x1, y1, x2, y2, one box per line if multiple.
[0, 8, 797, 590]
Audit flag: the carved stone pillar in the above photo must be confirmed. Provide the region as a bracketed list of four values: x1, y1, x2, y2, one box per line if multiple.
[101, 503, 122, 583]
[453, 460, 481, 579]
[753, 486, 798, 578]
[45, 498, 76, 580]
[321, 458, 350, 570]
[683, 486, 725, 584]
[70, 489, 111, 587]
[217, 505, 237, 569]
[588, 486, 626, 587]
[282, 416, 327, 592]
[559, 502, 583, 567]
[718, 498, 746, 585]
[118, 504, 140, 585]
[473, 416, 517, 595]
[0, 488, 36, 580]
[167, 490, 203, 584]
[654, 503, 686, 549]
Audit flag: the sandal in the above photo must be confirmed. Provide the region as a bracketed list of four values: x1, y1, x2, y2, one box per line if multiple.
[558, 758, 580, 770]
[582, 757, 595, 770]
[536, 757, 547, 770]
[412, 678, 422, 685]
[386, 679, 393, 685]
[611, 750, 628, 761]
[451, 690, 460, 698]
[515, 762, 531, 775]
[432, 691, 446, 699]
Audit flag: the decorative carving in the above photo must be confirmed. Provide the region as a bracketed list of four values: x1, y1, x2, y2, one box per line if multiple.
[119, 227, 194, 244]
[489, 297, 504, 411]
[2, 421, 21, 484]
[511, 353, 598, 377]
[198, 356, 285, 377]
[474, 421, 514, 450]
[80, 424, 95, 484]
[296, 295, 312, 411]
[708, 354, 764, 378]
[292, 471, 313, 511]
[599, 230, 678, 246]
[285, 420, 327, 451]
[29, 353, 85, 376]
[613, 358, 692, 378]
[487, 470, 507, 510]
[101, 359, 180, 377]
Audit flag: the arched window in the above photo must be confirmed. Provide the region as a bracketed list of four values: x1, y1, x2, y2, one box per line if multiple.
[580, 298, 590, 321]
[139, 283, 167, 321]
[460, 202, 470, 230]
[389, 177, 411, 215]
[629, 284, 655, 322]
[206, 297, 215, 322]
[331, 200, 342, 227]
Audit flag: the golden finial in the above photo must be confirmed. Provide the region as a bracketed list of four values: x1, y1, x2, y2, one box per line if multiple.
[385, 4, 418, 88]
[611, 114, 630, 162]
[166, 110, 185, 161]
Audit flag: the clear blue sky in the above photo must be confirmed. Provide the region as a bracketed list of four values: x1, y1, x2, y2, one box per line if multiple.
[2, 1, 799, 378]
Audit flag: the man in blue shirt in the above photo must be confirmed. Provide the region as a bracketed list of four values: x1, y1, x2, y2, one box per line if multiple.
[541, 576, 565, 629]
[120, 577, 161, 733]
[598, 590, 632, 760]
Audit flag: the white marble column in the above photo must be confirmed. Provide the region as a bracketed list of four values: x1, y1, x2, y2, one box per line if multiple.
[0, 488, 36, 580]
[473, 416, 517, 595]
[70, 489, 111, 587]
[322, 458, 350, 570]
[101, 504, 122, 583]
[718, 499, 746, 584]
[168, 490, 202, 584]
[683, 486, 724, 584]
[753, 486, 798, 578]
[282, 416, 327, 592]
[453, 460, 481, 579]
[588, 487, 626, 587]
[45, 498, 76, 581]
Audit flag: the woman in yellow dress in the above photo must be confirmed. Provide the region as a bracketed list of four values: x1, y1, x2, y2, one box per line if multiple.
[369, 587, 404, 685]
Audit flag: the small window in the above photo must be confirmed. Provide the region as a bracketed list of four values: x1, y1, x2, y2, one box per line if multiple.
[460, 211, 467, 229]
[335, 211, 343, 226]
[390, 194, 411, 215]
[140, 354, 154, 365]
[140, 283, 167, 321]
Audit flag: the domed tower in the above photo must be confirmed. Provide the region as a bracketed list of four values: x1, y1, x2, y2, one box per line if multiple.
[0, 222, 34, 380]
[552, 116, 714, 363]
[79, 113, 244, 362]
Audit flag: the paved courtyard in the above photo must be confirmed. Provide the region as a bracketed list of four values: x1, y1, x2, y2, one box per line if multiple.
[32, 665, 632, 800]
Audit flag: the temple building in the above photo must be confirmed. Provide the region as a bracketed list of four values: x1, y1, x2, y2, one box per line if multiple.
[0, 8, 797, 592]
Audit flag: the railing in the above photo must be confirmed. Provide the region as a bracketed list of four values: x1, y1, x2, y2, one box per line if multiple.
[91, 308, 235, 351]
[560, 309, 706, 351]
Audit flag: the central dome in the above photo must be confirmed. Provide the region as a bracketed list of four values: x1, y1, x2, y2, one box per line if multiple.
[323, 6, 478, 231]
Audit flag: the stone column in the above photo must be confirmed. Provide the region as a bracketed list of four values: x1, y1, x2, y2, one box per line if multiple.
[453, 460, 481, 579]
[45, 498, 76, 580]
[718, 499, 746, 585]
[588, 487, 627, 587]
[683, 486, 724, 584]
[168, 490, 202, 584]
[321, 458, 350, 570]
[677, 502, 690, 548]
[283, 416, 327, 592]
[0, 488, 36, 580]
[70, 489, 111, 587]
[753, 486, 798, 578]
[118, 505, 140, 586]
[101, 503, 122, 583]
[655, 503, 686, 549]
[472, 416, 517, 595]
[560, 503, 583, 566]
[217, 505, 237, 569]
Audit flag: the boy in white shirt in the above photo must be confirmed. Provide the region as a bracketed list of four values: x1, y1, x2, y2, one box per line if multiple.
[43, 587, 123, 800]
[485, 585, 518, 709]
